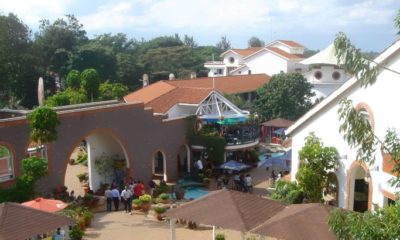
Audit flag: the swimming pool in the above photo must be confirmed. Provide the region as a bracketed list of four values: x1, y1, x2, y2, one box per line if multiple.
[184, 187, 209, 199]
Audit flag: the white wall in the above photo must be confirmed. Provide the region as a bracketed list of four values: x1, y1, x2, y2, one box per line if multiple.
[246, 51, 288, 76]
[290, 51, 400, 209]
[223, 52, 243, 67]
[87, 133, 128, 191]
[167, 104, 198, 118]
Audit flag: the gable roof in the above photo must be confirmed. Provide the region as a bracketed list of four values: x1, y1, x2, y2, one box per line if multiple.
[0, 202, 71, 240]
[242, 46, 304, 61]
[220, 47, 263, 57]
[286, 38, 400, 136]
[165, 189, 286, 232]
[276, 40, 305, 48]
[124, 74, 270, 114]
[262, 118, 294, 128]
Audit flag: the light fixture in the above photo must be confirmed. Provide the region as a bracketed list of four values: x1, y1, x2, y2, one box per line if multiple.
[364, 172, 371, 182]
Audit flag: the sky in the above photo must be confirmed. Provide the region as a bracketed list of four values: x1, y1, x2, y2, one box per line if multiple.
[0, 0, 399, 51]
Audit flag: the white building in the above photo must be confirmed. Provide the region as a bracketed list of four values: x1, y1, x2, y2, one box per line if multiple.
[301, 44, 352, 100]
[286, 39, 400, 212]
[204, 40, 307, 77]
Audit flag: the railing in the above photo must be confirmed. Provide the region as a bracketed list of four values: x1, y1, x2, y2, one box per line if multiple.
[224, 125, 259, 146]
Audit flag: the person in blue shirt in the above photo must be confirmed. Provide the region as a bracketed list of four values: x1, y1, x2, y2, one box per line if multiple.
[111, 187, 121, 211]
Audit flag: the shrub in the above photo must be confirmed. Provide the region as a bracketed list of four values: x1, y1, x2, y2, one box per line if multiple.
[69, 225, 84, 240]
[132, 198, 142, 205]
[139, 194, 152, 202]
[77, 173, 88, 183]
[154, 206, 167, 214]
[202, 177, 210, 185]
[159, 193, 169, 200]
[155, 184, 170, 196]
[215, 233, 225, 240]
[205, 169, 213, 178]
[272, 181, 304, 204]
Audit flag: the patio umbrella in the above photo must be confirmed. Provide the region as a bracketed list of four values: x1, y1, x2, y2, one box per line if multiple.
[250, 203, 337, 240]
[218, 160, 251, 171]
[22, 197, 68, 213]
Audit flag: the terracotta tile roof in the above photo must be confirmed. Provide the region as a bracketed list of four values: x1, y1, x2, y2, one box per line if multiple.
[229, 47, 263, 57]
[167, 74, 269, 94]
[166, 189, 286, 232]
[262, 118, 294, 128]
[124, 74, 269, 114]
[123, 81, 176, 104]
[146, 88, 211, 113]
[278, 40, 305, 48]
[267, 47, 304, 60]
[0, 202, 72, 240]
[251, 203, 337, 240]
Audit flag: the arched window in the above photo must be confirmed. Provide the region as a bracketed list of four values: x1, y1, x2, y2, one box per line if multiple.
[0, 145, 13, 182]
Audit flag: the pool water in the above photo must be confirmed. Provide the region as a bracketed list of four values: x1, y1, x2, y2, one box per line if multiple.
[184, 187, 209, 199]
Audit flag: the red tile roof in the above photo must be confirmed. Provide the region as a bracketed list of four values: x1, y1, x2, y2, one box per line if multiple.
[267, 47, 304, 60]
[278, 40, 305, 48]
[230, 47, 263, 57]
[124, 74, 270, 114]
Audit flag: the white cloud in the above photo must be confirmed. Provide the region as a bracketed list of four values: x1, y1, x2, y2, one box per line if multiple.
[0, 0, 72, 25]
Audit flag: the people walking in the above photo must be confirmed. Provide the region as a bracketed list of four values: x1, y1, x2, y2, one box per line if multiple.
[104, 187, 113, 211]
[245, 174, 253, 193]
[111, 187, 121, 211]
[121, 185, 133, 214]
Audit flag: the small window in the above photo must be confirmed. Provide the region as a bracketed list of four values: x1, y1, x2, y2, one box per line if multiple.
[248, 70, 252, 75]
[332, 71, 341, 80]
[295, 68, 302, 72]
[229, 57, 235, 64]
[217, 69, 223, 75]
[0, 145, 13, 182]
[314, 71, 322, 80]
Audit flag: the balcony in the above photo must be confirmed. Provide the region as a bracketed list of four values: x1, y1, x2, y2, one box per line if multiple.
[223, 124, 259, 148]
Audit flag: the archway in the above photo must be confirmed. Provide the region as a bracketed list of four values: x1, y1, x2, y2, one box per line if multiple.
[347, 162, 372, 212]
[64, 130, 130, 196]
[177, 145, 191, 175]
[324, 172, 339, 206]
[153, 150, 167, 181]
[0, 144, 14, 182]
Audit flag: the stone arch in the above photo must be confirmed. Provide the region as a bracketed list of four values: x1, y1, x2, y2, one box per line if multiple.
[177, 144, 191, 175]
[152, 149, 167, 181]
[0, 141, 17, 184]
[62, 128, 132, 191]
[346, 160, 373, 212]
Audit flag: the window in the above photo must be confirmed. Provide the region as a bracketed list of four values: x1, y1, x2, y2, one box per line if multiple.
[314, 71, 322, 80]
[248, 70, 252, 75]
[229, 57, 235, 64]
[0, 145, 13, 182]
[332, 71, 341, 80]
[295, 68, 302, 72]
[217, 69, 223, 75]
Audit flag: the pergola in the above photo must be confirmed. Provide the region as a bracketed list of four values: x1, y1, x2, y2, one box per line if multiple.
[0, 202, 72, 240]
[165, 189, 286, 240]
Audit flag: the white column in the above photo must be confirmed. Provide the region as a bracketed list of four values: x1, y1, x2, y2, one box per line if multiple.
[212, 225, 216, 240]
[170, 218, 176, 240]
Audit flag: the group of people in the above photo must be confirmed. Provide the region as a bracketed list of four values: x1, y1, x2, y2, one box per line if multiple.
[216, 173, 253, 193]
[267, 168, 285, 185]
[104, 178, 150, 214]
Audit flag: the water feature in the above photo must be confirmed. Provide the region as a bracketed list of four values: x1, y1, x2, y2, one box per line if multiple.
[184, 187, 210, 199]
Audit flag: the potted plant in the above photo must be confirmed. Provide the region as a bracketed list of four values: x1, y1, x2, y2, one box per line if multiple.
[69, 225, 84, 240]
[82, 209, 93, 227]
[153, 205, 167, 221]
[215, 233, 225, 240]
[132, 198, 142, 210]
[158, 193, 169, 204]
[202, 177, 210, 188]
[139, 194, 152, 212]
[174, 185, 185, 200]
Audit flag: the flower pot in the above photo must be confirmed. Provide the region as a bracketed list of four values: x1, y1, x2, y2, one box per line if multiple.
[85, 218, 91, 227]
[141, 202, 151, 212]
[132, 204, 141, 210]
[160, 199, 169, 204]
[83, 186, 89, 193]
[175, 192, 184, 200]
[156, 214, 164, 221]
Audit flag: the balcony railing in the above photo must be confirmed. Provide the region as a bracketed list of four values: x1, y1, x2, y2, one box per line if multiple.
[223, 125, 259, 146]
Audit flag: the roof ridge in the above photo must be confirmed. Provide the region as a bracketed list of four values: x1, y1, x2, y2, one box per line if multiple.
[144, 86, 180, 106]
[230, 191, 252, 231]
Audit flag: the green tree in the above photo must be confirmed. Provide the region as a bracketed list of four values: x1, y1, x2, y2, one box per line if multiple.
[248, 36, 265, 47]
[183, 35, 197, 48]
[27, 106, 60, 144]
[99, 81, 129, 100]
[45, 91, 70, 107]
[216, 36, 231, 51]
[65, 69, 80, 89]
[21, 156, 48, 182]
[254, 72, 315, 121]
[80, 68, 100, 100]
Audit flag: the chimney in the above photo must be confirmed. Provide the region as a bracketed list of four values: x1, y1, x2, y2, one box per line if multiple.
[190, 72, 197, 79]
[141, 73, 149, 88]
[169, 73, 175, 80]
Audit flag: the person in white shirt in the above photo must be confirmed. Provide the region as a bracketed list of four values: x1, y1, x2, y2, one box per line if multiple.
[121, 186, 133, 214]
[245, 174, 253, 193]
[196, 159, 203, 173]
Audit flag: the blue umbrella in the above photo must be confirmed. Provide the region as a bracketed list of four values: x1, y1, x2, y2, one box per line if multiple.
[218, 160, 251, 171]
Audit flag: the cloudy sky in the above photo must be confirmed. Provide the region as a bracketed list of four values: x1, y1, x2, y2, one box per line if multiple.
[1, 0, 399, 51]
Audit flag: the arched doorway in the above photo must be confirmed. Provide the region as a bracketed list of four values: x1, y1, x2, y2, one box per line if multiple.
[153, 150, 167, 181]
[177, 145, 190, 175]
[64, 130, 130, 196]
[0, 144, 14, 182]
[324, 172, 339, 206]
[347, 163, 371, 212]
